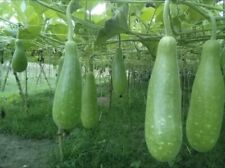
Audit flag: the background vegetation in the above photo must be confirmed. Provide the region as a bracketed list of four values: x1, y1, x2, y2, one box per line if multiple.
[0, 0, 225, 168]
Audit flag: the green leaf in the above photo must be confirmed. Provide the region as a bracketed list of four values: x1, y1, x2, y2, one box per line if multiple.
[201, 0, 215, 4]
[185, 7, 204, 24]
[12, 1, 43, 40]
[155, 4, 163, 23]
[140, 39, 158, 59]
[0, 2, 14, 17]
[96, 3, 129, 44]
[46, 20, 68, 41]
[44, 9, 61, 19]
[140, 7, 155, 22]
[171, 17, 181, 33]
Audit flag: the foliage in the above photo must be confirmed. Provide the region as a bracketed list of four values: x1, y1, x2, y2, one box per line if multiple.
[0, 0, 224, 68]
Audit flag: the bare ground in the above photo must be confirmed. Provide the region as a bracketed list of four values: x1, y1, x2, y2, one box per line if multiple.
[0, 134, 55, 168]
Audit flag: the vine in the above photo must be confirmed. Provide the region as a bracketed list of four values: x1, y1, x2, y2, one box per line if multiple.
[180, 1, 217, 39]
[66, 0, 75, 41]
[163, 0, 172, 36]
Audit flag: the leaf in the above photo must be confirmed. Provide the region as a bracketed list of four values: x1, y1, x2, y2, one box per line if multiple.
[170, 4, 188, 18]
[96, 3, 129, 44]
[185, 7, 204, 24]
[140, 7, 155, 22]
[152, 0, 164, 7]
[171, 17, 181, 33]
[0, 2, 14, 17]
[181, 21, 193, 33]
[140, 39, 158, 59]
[46, 20, 68, 41]
[12, 1, 43, 40]
[3, 29, 17, 38]
[155, 4, 163, 23]
[201, 0, 215, 4]
[44, 9, 61, 19]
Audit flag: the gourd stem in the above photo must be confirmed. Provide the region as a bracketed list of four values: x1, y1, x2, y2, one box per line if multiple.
[66, 0, 75, 42]
[209, 13, 217, 40]
[180, 1, 217, 39]
[163, 0, 172, 36]
[16, 29, 20, 39]
[58, 128, 64, 161]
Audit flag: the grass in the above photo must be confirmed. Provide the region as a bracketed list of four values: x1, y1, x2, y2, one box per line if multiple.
[1, 74, 225, 168]
[0, 90, 57, 139]
[49, 81, 225, 168]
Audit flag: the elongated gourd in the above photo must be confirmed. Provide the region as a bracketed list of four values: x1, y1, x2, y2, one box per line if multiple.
[81, 71, 99, 129]
[186, 40, 225, 152]
[12, 39, 27, 72]
[52, 41, 82, 130]
[145, 36, 182, 162]
[112, 48, 127, 97]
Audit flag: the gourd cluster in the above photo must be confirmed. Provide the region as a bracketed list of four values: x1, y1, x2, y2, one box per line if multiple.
[144, 0, 224, 162]
[11, 0, 224, 163]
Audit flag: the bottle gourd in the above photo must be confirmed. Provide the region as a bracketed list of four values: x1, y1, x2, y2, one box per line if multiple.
[81, 71, 99, 129]
[145, 36, 182, 162]
[112, 47, 127, 97]
[12, 39, 27, 72]
[52, 41, 82, 130]
[186, 40, 225, 152]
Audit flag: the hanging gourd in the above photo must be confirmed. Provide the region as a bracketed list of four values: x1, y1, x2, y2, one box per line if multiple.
[81, 57, 99, 129]
[12, 31, 27, 72]
[145, 0, 182, 162]
[186, 13, 225, 152]
[52, 0, 82, 130]
[112, 41, 127, 97]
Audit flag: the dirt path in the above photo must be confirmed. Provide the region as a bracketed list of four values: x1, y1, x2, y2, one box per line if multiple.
[0, 134, 55, 168]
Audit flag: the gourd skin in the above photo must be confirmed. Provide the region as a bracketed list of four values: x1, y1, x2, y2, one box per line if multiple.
[12, 39, 27, 72]
[186, 40, 225, 152]
[81, 72, 99, 129]
[58, 56, 64, 75]
[145, 36, 182, 162]
[56, 56, 64, 83]
[112, 48, 127, 97]
[52, 41, 82, 130]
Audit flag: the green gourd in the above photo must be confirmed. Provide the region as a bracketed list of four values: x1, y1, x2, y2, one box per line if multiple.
[81, 71, 99, 129]
[12, 39, 27, 72]
[56, 56, 64, 83]
[112, 48, 127, 97]
[145, 36, 182, 162]
[52, 41, 82, 130]
[186, 40, 225, 152]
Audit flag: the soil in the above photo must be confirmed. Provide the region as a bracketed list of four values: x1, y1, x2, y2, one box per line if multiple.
[0, 134, 55, 168]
